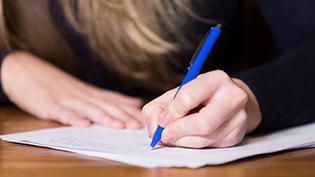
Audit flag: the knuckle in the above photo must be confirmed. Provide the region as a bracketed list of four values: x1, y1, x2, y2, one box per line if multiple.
[165, 89, 175, 96]
[227, 87, 248, 107]
[58, 111, 72, 123]
[238, 110, 248, 123]
[212, 70, 230, 82]
[111, 106, 127, 117]
[86, 106, 103, 118]
[234, 88, 248, 103]
[176, 90, 192, 114]
[142, 103, 150, 111]
[199, 70, 230, 88]
[142, 103, 153, 116]
[198, 73, 213, 87]
[157, 89, 175, 102]
[142, 103, 163, 122]
[197, 72, 209, 80]
[197, 119, 213, 135]
[42, 102, 61, 119]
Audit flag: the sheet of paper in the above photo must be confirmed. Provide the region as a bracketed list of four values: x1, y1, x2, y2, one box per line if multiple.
[1, 123, 315, 168]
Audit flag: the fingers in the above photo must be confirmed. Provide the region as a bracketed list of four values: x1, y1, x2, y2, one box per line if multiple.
[60, 85, 144, 129]
[104, 92, 143, 107]
[157, 70, 249, 148]
[163, 123, 246, 148]
[161, 91, 242, 143]
[142, 88, 178, 137]
[83, 94, 143, 129]
[145, 105, 164, 138]
[211, 124, 246, 148]
[13, 91, 92, 128]
[208, 110, 247, 147]
[161, 113, 200, 144]
[5, 51, 144, 129]
[143, 70, 236, 137]
[57, 96, 125, 129]
[96, 102, 142, 129]
[162, 110, 247, 148]
[46, 105, 91, 127]
[158, 71, 229, 127]
[92, 88, 144, 107]
[119, 104, 144, 125]
[162, 136, 209, 149]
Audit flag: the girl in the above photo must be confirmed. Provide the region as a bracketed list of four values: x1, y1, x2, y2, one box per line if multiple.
[1, 0, 315, 148]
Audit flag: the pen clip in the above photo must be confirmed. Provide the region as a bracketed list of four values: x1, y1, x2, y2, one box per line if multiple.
[188, 24, 222, 70]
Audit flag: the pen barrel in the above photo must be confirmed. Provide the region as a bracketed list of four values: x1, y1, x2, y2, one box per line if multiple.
[181, 26, 222, 86]
[150, 25, 222, 148]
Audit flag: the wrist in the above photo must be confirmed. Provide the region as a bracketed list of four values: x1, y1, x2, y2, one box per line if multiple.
[232, 78, 262, 133]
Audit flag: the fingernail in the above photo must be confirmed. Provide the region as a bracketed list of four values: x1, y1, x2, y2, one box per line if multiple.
[162, 131, 175, 144]
[159, 112, 173, 127]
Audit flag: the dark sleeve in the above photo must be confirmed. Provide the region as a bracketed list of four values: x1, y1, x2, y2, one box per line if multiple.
[0, 48, 11, 104]
[233, 0, 315, 134]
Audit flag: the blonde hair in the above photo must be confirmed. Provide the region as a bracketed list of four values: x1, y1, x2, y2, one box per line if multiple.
[2, 0, 212, 94]
[61, 0, 195, 92]
[0, 0, 9, 48]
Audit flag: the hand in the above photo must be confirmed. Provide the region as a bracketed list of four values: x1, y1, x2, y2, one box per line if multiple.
[142, 70, 261, 148]
[1, 52, 144, 128]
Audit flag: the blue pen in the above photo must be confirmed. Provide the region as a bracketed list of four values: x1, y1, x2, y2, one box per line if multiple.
[150, 24, 222, 150]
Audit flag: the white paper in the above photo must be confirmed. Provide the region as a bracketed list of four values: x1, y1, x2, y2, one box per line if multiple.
[1, 123, 315, 168]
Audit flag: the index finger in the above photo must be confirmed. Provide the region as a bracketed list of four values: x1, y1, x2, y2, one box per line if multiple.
[142, 87, 178, 137]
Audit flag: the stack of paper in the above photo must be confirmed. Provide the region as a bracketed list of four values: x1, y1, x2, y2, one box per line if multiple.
[1, 123, 315, 168]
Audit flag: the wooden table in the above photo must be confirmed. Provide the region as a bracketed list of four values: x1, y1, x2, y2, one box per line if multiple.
[1, 106, 315, 177]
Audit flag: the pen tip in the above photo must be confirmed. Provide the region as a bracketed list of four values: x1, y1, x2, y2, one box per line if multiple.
[150, 147, 154, 151]
[217, 24, 223, 28]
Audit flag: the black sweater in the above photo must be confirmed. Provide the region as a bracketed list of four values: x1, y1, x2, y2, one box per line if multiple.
[1, 0, 315, 134]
